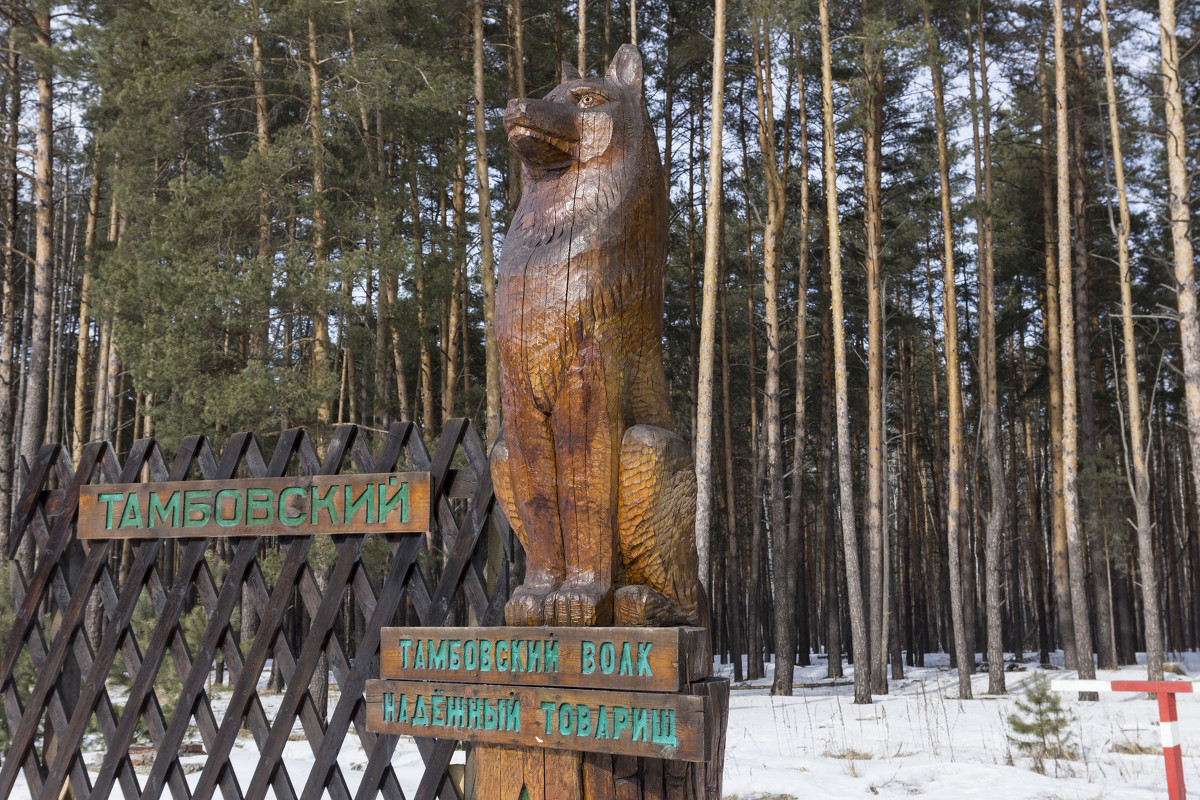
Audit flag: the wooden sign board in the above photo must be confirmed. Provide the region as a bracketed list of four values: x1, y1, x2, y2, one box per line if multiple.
[364, 679, 709, 762]
[379, 626, 709, 693]
[77, 473, 431, 539]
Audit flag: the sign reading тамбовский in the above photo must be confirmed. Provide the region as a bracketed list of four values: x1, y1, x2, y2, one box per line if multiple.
[76, 473, 431, 539]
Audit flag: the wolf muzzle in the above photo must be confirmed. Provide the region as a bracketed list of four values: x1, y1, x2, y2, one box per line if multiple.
[505, 98, 579, 170]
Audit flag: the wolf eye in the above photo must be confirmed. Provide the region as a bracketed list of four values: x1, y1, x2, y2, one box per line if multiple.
[576, 92, 603, 108]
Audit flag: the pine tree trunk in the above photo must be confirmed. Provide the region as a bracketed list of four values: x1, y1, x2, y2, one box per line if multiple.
[18, 4, 54, 468]
[1037, 45, 1075, 670]
[924, 1, 972, 700]
[968, 4, 1007, 694]
[744, 188, 766, 683]
[445, 127, 466, 419]
[694, 0, 726, 591]
[506, 0, 525, 214]
[1019, 335, 1052, 666]
[252, 21, 272, 361]
[862, 2, 887, 696]
[1099, 0, 1161, 681]
[819, 262, 842, 678]
[73, 145, 102, 461]
[577, 0, 587, 72]
[1053, 0, 1096, 689]
[307, 16, 332, 424]
[0, 39, 21, 546]
[688, 105, 699, 436]
[821, 0, 870, 704]
[1157, 0, 1200, 632]
[719, 217, 743, 682]
[791, 67, 812, 669]
[752, 12, 794, 698]
[473, 0, 499, 446]
[1067, 0, 1118, 673]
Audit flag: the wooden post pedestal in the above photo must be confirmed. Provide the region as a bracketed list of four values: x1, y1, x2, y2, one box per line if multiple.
[468, 678, 729, 800]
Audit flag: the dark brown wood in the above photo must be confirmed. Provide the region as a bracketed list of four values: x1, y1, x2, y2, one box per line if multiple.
[480, 44, 726, 800]
[546, 749, 584, 800]
[77, 471, 432, 539]
[492, 45, 702, 630]
[0, 421, 506, 800]
[380, 626, 710, 691]
[366, 680, 710, 761]
[584, 751, 616, 799]
[502, 746, 526, 799]
[614, 754, 642, 800]
[525, 745, 547, 800]
[640, 756, 665, 800]
[688, 679, 729, 800]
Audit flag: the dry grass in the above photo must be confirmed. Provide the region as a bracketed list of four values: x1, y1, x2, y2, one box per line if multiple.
[1112, 739, 1160, 755]
[823, 748, 874, 761]
[1164, 662, 1187, 676]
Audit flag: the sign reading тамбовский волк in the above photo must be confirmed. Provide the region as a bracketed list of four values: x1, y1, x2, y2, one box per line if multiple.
[364, 626, 714, 762]
[76, 472, 431, 539]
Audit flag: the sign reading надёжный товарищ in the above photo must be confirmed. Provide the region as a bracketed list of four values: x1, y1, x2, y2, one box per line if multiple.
[364, 680, 709, 761]
[75, 473, 431, 539]
[364, 626, 712, 761]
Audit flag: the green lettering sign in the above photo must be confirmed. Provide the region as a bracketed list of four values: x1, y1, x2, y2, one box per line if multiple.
[215, 488, 242, 527]
[99, 492, 124, 529]
[119, 494, 143, 529]
[246, 489, 274, 525]
[184, 490, 211, 527]
[149, 491, 181, 528]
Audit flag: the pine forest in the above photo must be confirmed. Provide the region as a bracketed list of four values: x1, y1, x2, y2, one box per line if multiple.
[0, 0, 1197, 713]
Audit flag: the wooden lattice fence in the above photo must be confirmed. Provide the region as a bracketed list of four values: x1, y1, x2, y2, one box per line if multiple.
[0, 419, 514, 800]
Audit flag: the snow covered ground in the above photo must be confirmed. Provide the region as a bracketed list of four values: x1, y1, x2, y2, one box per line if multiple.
[9, 651, 1199, 799]
[719, 651, 1200, 798]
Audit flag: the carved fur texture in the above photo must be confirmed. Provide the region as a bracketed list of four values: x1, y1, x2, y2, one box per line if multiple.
[491, 45, 702, 628]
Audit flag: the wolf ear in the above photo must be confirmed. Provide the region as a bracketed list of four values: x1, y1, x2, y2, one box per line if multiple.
[561, 62, 582, 82]
[606, 44, 643, 92]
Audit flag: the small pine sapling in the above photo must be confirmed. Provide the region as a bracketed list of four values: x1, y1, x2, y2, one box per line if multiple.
[1007, 674, 1076, 774]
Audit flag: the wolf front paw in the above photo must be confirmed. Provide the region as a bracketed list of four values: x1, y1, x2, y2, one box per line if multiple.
[504, 581, 559, 626]
[614, 584, 691, 627]
[547, 582, 614, 627]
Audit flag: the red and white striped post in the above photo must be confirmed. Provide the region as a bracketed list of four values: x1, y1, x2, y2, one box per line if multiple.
[1051, 678, 1195, 800]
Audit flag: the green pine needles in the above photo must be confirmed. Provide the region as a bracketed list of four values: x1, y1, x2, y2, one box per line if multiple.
[1007, 674, 1076, 774]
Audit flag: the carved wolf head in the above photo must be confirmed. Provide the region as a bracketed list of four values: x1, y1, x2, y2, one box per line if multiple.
[505, 44, 654, 174]
[501, 44, 666, 258]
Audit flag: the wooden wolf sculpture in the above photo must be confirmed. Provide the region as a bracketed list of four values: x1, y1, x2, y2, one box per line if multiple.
[491, 45, 701, 628]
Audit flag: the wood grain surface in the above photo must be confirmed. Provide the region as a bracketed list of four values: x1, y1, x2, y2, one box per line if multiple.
[77, 472, 431, 538]
[379, 626, 709, 692]
[490, 44, 703, 630]
[365, 679, 709, 762]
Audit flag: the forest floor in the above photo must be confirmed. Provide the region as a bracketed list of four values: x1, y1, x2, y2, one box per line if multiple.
[718, 651, 1199, 798]
[8, 651, 1198, 799]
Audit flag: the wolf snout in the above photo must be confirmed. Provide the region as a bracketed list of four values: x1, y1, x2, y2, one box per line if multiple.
[503, 98, 529, 132]
[503, 97, 579, 142]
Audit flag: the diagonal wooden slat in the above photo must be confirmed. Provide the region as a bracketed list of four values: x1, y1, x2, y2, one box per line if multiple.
[17, 446, 157, 800]
[85, 537, 212, 800]
[138, 538, 259, 800]
[134, 437, 254, 800]
[0, 442, 104, 685]
[302, 531, 424, 800]
[43, 437, 211, 800]
[188, 425, 358, 800]
[0, 420, 514, 800]
[41, 539, 162, 800]
[0, 537, 111, 800]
